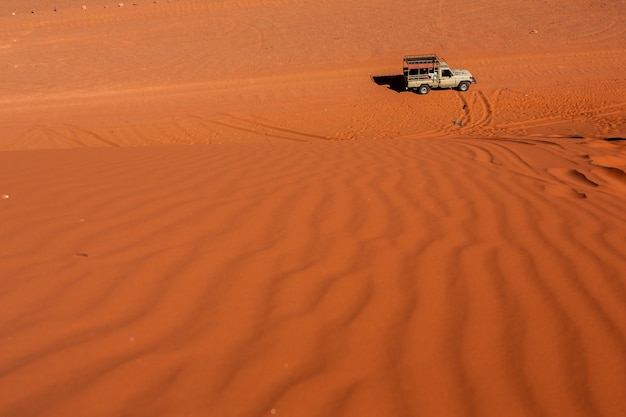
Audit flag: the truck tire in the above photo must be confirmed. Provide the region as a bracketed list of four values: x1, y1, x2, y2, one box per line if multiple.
[418, 85, 430, 95]
[457, 81, 470, 92]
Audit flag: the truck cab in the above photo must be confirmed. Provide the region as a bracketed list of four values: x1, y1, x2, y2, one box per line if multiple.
[403, 55, 476, 94]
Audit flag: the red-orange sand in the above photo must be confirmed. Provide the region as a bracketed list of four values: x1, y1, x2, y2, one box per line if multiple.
[1, 1, 626, 416]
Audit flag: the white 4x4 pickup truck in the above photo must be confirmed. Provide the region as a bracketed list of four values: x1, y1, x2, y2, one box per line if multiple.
[403, 55, 476, 94]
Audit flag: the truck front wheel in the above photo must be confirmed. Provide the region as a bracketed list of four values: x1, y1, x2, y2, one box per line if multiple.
[457, 81, 470, 92]
[418, 85, 430, 95]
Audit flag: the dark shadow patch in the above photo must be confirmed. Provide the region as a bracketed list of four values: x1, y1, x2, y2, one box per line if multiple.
[605, 137, 626, 142]
[569, 169, 599, 187]
[372, 75, 407, 93]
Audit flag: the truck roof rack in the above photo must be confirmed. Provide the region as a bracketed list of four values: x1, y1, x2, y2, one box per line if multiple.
[403, 54, 439, 63]
[403, 55, 440, 70]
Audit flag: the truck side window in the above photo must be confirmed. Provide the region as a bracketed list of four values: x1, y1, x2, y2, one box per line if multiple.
[442, 70, 452, 77]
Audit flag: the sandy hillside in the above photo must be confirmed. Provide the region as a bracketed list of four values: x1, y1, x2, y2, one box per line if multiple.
[1, 1, 626, 416]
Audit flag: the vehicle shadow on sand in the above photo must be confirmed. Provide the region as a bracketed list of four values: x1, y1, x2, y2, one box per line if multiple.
[371, 75, 407, 93]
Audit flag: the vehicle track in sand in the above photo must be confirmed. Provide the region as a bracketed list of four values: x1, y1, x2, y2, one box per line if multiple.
[1, 1, 625, 149]
[204, 115, 338, 143]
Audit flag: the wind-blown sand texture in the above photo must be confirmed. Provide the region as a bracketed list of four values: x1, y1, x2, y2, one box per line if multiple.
[1, 1, 626, 416]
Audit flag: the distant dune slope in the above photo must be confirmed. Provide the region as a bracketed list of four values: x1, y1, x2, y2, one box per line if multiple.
[0, 0, 624, 149]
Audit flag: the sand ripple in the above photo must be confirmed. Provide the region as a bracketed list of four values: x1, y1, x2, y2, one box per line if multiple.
[1, 138, 625, 416]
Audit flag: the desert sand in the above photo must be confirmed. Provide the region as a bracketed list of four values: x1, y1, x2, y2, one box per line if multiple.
[1, 1, 625, 416]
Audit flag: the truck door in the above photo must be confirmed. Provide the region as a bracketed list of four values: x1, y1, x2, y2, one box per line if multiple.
[438, 69, 456, 88]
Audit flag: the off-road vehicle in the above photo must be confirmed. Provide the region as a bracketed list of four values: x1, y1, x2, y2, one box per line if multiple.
[403, 55, 476, 94]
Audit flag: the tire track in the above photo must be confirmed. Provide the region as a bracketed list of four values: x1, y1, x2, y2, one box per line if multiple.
[205, 114, 338, 142]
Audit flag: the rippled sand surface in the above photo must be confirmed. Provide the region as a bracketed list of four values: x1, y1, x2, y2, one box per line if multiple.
[1, 1, 625, 416]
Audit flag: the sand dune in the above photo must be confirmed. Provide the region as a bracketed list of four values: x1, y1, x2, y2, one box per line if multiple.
[2, 138, 626, 416]
[1, 1, 626, 416]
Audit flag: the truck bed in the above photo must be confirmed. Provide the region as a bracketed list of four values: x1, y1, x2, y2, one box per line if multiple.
[403, 55, 440, 81]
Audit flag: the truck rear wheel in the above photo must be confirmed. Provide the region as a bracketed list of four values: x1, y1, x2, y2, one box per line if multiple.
[418, 85, 430, 95]
[457, 81, 470, 92]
